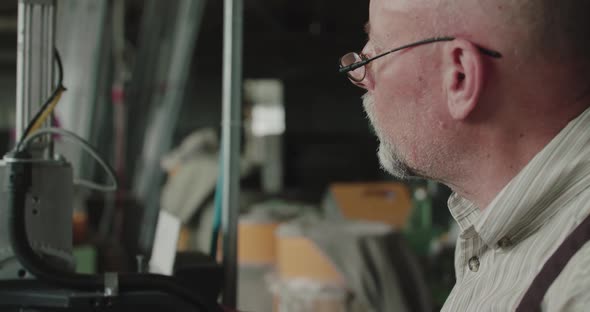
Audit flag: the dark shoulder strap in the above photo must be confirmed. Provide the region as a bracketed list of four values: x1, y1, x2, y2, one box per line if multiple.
[515, 214, 590, 312]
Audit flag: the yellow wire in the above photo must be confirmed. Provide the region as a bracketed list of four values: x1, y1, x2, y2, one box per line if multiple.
[26, 88, 65, 138]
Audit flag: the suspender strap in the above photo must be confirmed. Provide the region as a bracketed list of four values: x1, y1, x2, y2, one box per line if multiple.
[516, 214, 590, 312]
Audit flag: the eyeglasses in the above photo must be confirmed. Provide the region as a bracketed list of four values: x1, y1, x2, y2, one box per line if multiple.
[339, 36, 502, 83]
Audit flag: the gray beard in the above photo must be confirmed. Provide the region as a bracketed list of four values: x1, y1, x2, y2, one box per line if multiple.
[362, 93, 413, 180]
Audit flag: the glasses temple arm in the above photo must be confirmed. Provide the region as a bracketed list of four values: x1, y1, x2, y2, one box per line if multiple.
[339, 37, 455, 74]
[339, 37, 501, 74]
[478, 46, 502, 58]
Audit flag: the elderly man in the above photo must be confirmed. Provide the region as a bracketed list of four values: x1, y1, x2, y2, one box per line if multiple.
[339, 0, 590, 311]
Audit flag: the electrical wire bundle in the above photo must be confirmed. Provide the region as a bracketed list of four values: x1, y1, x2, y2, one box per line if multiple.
[13, 50, 117, 192]
[16, 50, 66, 150]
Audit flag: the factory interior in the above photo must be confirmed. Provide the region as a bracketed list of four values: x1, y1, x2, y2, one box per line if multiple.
[0, 0, 460, 311]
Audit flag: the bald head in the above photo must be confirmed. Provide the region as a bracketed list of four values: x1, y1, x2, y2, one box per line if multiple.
[429, 0, 590, 62]
[371, 0, 590, 64]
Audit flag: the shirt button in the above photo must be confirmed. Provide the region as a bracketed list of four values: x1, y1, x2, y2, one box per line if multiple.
[468, 256, 480, 272]
[498, 237, 512, 248]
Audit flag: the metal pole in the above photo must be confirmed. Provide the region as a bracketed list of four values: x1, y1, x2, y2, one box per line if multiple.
[40, 5, 47, 105]
[46, 4, 55, 157]
[45, 4, 55, 120]
[221, 0, 243, 307]
[15, 0, 56, 148]
[16, 1, 28, 140]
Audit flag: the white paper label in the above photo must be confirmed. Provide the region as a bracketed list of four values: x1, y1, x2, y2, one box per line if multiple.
[149, 210, 181, 275]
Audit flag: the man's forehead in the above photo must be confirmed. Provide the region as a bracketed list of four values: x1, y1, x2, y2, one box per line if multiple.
[377, 0, 437, 11]
[367, 0, 441, 35]
[368, 0, 437, 26]
[365, 0, 446, 34]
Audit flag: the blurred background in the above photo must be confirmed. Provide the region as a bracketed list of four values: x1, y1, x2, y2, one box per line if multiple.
[0, 0, 458, 311]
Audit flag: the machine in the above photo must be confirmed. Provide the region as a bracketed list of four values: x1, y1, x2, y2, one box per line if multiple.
[0, 0, 245, 310]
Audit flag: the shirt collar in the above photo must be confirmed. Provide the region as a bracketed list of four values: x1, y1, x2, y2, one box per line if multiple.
[450, 106, 590, 249]
[447, 193, 480, 233]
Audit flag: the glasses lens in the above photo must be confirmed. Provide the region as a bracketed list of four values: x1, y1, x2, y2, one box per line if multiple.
[340, 52, 365, 82]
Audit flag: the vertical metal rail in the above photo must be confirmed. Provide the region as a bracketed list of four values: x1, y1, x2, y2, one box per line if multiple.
[44, 3, 55, 156]
[15, 0, 55, 151]
[16, 2, 28, 141]
[221, 0, 243, 307]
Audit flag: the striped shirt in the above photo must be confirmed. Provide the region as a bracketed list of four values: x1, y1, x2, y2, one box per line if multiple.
[441, 106, 590, 312]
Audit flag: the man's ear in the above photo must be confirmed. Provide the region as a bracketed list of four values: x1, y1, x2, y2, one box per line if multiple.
[443, 38, 485, 120]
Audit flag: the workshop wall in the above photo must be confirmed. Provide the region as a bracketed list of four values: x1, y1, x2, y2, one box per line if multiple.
[174, 0, 383, 200]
